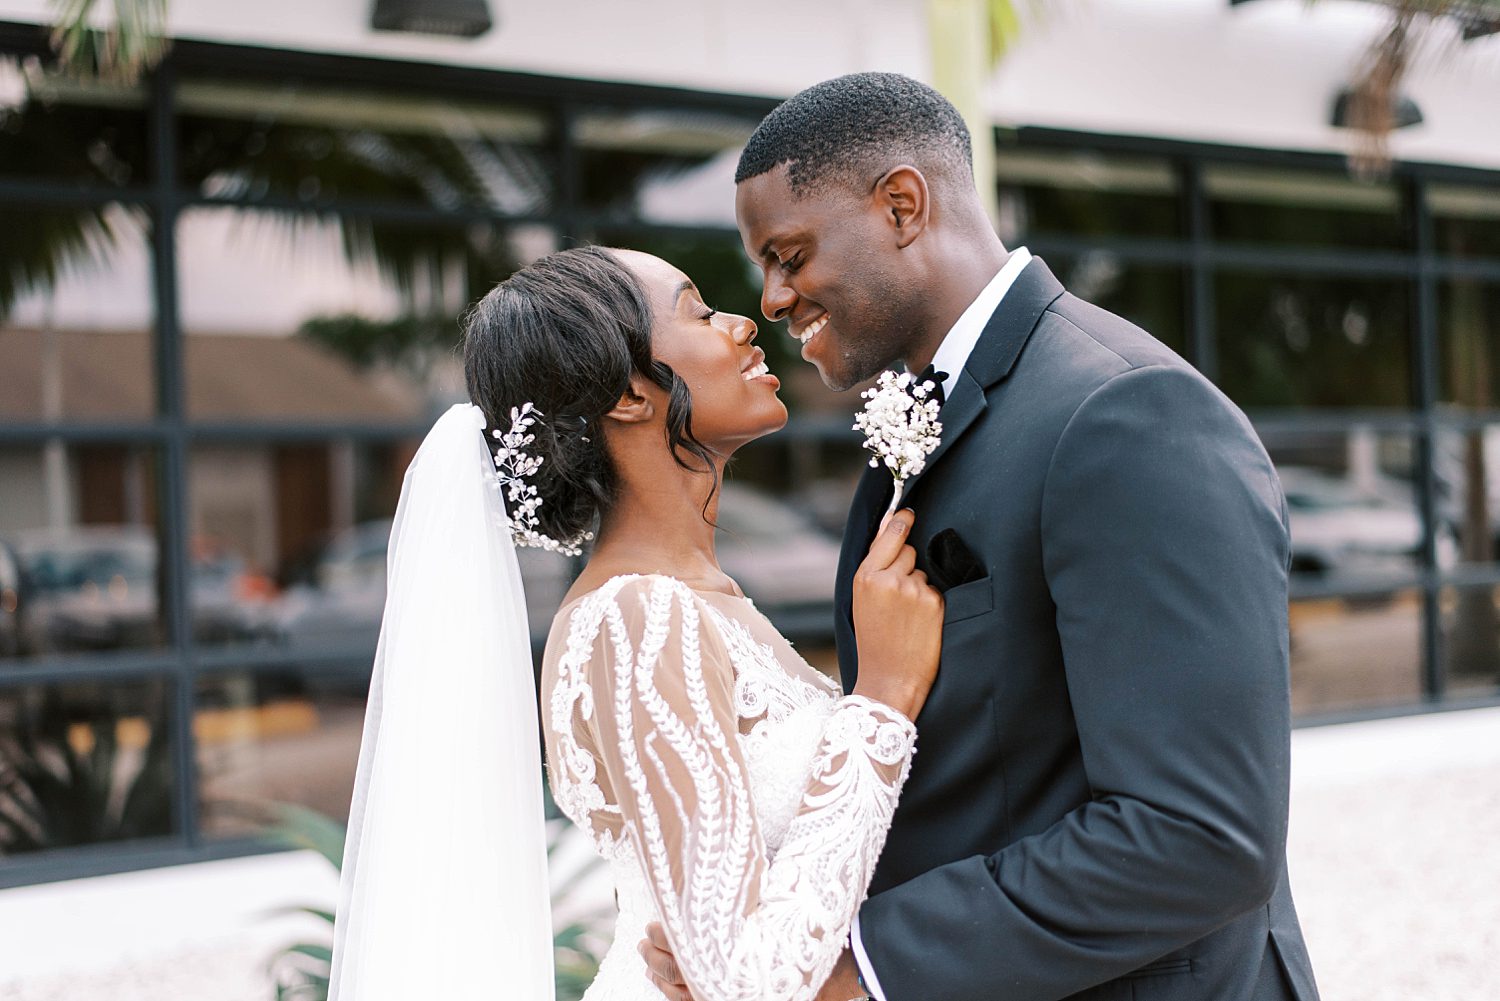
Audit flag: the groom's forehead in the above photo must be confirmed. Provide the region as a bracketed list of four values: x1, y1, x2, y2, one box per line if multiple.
[735, 167, 842, 251]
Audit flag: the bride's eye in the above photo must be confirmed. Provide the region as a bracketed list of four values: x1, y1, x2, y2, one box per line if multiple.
[700, 306, 717, 321]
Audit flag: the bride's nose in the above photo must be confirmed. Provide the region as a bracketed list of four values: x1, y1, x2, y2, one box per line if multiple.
[731, 314, 758, 345]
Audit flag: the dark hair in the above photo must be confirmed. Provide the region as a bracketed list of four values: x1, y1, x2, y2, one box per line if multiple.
[735, 72, 973, 196]
[462, 246, 717, 546]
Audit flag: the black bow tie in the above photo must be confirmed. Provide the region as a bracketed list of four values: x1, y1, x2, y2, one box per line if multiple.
[912, 364, 950, 407]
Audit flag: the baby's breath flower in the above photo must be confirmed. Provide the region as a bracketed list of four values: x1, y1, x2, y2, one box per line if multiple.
[853, 370, 944, 517]
[491, 402, 594, 557]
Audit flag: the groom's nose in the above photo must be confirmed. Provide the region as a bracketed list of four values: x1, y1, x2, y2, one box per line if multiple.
[761, 270, 795, 323]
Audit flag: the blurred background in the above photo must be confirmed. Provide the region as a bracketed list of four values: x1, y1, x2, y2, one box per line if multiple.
[0, 0, 1497, 998]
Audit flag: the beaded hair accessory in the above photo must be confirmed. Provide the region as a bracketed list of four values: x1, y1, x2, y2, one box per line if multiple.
[490, 403, 594, 557]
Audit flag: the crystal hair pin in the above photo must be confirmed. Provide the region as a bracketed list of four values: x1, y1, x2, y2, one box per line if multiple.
[491, 403, 594, 557]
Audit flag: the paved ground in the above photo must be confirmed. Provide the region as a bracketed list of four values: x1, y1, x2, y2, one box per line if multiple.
[2, 706, 1497, 1001]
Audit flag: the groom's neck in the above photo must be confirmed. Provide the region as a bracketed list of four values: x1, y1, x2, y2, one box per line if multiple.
[902, 222, 1010, 375]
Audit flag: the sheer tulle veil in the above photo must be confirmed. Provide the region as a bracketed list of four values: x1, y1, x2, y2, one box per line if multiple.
[327, 403, 556, 1000]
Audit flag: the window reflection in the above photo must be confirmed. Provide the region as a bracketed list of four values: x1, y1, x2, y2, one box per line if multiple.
[1430, 184, 1500, 260]
[1205, 165, 1404, 249]
[0, 677, 175, 856]
[0, 57, 148, 187]
[0, 203, 154, 422]
[994, 146, 1180, 241]
[1290, 591, 1423, 715]
[575, 107, 759, 225]
[1441, 586, 1500, 697]
[177, 78, 554, 212]
[0, 444, 162, 659]
[178, 207, 537, 422]
[1261, 428, 1430, 589]
[1216, 272, 1412, 409]
[196, 668, 364, 838]
[1045, 253, 1186, 355]
[1438, 279, 1500, 411]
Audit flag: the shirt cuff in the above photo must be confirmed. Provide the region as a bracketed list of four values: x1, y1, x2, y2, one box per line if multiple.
[850, 914, 889, 1001]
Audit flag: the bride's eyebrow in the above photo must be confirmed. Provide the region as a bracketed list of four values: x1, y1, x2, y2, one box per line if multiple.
[671, 279, 703, 308]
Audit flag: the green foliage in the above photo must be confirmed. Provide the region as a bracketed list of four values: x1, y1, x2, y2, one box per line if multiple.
[262, 805, 607, 1001]
[297, 312, 461, 382]
[0, 687, 173, 854]
[47, 0, 170, 84]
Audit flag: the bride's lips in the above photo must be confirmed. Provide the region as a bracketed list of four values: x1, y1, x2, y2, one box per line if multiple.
[793, 312, 830, 361]
[740, 346, 780, 389]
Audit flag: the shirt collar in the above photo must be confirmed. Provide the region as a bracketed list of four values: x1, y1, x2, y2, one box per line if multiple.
[922, 246, 1032, 401]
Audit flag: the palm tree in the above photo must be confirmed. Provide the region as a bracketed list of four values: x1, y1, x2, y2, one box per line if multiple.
[47, 0, 169, 84]
[1323, 1, 1500, 177]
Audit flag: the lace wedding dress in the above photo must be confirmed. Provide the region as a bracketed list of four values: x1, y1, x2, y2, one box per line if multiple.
[542, 574, 917, 1001]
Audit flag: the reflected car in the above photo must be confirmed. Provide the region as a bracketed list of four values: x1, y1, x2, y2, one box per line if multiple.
[270, 483, 843, 651]
[1278, 466, 1445, 580]
[9, 526, 158, 654]
[0, 539, 22, 657]
[3, 527, 274, 655]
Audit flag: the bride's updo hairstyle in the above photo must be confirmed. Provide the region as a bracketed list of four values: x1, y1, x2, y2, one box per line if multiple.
[462, 245, 717, 546]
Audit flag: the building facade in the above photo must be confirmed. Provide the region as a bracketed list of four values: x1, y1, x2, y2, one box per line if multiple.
[1, 0, 1498, 885]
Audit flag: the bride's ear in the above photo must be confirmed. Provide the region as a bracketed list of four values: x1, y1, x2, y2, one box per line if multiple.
[604, 374, 656, 425]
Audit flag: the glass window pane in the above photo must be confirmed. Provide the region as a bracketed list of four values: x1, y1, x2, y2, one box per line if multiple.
[1045, 253, 1186, 356]
[995, 146, 1180, 240]
[0, 203, 154, 422]
[1261, 428, 1426, 588]
[188, 440, 576, 653]
[1430, 184, 1500, 260]
[1438, 278, 1500, 410]
[0, 676, 176, 856]
[196, 667, 363, 838]
[0, 444, 163, 659]
[178, 207, 546, 422]
[1205, 165, 1404, 249]
[1440, 585, 1500, 699]
[0, 57, 149, 187]
[1216, 271, 1413, 410]
[1434, 425, 1500, 570]
[1290, 590, 1423, 716]
[177, 78, 554, 213]
[575, 107, 759, 225]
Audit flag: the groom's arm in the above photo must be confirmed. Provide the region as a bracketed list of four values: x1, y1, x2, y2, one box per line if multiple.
[856, 364, 1293, 1001]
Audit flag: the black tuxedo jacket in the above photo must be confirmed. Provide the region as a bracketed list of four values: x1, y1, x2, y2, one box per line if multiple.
[835, 258, 1319, 1001]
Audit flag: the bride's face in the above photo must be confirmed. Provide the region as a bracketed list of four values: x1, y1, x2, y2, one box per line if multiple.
[613, 250, 788, 452]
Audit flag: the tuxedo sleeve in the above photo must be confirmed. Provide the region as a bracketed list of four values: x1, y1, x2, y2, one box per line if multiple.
[855, 364, 1293, 1000]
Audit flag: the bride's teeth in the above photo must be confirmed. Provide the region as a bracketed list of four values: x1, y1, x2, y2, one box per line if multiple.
[743, 361, 770, 380]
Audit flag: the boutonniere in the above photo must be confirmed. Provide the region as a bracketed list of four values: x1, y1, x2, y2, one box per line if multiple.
[853, 370, 944, 518]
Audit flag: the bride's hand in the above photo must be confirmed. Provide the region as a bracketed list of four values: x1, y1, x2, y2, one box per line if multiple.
[851, 509, 943, 721]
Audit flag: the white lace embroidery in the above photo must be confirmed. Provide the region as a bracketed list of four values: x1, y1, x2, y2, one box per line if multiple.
[544, 574, 916, 1001]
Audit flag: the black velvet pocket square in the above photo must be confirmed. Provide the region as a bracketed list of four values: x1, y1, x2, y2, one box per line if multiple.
[926, 528, 986, 593]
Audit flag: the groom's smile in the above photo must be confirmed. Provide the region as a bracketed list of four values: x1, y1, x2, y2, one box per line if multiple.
[735, 162, 933, 393]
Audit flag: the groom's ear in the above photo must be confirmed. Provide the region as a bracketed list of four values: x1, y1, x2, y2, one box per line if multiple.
[873, 164, 929, 250]
[604, 373, 656, 425]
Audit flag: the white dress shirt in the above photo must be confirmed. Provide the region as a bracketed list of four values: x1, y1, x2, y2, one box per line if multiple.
[849, 244, 1031, 1001]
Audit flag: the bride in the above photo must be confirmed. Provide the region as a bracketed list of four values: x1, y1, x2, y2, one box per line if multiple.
[326, 245, 943, 1001]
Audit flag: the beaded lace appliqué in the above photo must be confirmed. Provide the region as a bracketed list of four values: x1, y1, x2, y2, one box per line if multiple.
[545, 575, 916, 1001]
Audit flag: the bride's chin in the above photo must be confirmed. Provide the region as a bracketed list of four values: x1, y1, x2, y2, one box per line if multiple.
[713, 411, 790, 455]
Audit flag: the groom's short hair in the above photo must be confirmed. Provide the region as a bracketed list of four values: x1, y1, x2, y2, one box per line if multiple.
[735, 72, 973, 197]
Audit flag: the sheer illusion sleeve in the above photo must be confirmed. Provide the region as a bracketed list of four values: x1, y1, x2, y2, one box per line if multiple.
[585, 575, 915, 1001]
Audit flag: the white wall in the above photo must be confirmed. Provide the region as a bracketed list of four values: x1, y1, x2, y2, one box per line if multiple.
[0, 0, 1495, 167]
[990, 0, 1500, 170]
[0, 0, 931, 99]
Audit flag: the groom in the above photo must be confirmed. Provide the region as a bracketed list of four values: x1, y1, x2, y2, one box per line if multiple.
[644, 73, 1319, 1000]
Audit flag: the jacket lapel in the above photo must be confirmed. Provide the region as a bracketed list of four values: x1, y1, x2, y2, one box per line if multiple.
[900, 257, 1065, 499]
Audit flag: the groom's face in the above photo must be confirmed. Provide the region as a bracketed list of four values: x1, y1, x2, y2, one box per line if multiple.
[735, 165, 918, 392]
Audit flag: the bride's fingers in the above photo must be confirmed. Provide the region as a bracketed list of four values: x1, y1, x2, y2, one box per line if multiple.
[639, 929, 692, 1001]
[864, 509, 914, 571]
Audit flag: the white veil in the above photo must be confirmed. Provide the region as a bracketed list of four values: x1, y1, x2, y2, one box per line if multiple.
[327, 403, 555, 1000]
